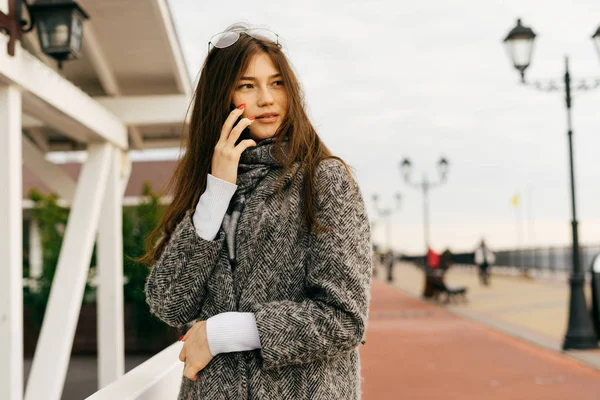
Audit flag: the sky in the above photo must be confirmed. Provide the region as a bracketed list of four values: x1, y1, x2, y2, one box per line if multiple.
[159, 0, 600, 254]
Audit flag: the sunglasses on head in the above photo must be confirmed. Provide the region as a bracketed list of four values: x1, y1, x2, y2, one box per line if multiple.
[208, 28, 280, 52]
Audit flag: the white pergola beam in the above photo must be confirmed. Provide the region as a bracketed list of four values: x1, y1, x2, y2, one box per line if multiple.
[129, 126, 145, 150]
[29, 220, 43, 281]
[45, 142, 87, 152]
[22, 195, 173, 210]
[0, 85, 23, 400]
[142, 138, 184, 149]
[82, 23, 121, 96]
[151, 0, 192, 95]
[0, 37, 128, 149]
[27, 128, 50, 153]
[95, 94, 190, 125]
[23, 113, 44, 128]
[97, 147, 126, 388]
[25, 143, 113, 400]
[22, 135, 77, 201]
[120, 150, 133, 198]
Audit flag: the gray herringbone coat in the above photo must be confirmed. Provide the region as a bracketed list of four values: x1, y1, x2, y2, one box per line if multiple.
[145, 159, 373, 399]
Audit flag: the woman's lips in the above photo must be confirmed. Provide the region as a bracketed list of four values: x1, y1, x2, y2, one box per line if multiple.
[256, 115, 278, 124]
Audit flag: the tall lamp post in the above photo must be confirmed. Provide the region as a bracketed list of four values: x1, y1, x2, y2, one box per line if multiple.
[371, 193, 401, 282]
[372, 193, 402, 253]
[502, 18, 600, 350]
[399, 157, 449, 297]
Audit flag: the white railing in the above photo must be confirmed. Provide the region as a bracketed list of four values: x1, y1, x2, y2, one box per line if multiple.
[86, 342, 183, 400]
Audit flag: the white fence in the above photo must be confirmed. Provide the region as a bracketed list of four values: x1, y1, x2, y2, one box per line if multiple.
[86, 343, 183, 400]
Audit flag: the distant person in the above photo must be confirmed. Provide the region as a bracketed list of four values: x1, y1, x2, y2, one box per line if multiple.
[386, 249, 395, 282]
[475, 240, 495, 286]
[440, 249, 453, 272]
[372, 244, 379, 277]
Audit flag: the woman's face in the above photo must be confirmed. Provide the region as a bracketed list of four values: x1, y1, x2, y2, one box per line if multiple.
[231, 52, 288, 141]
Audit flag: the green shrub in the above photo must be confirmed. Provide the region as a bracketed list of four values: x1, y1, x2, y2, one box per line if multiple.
[25, 182, 169, 345]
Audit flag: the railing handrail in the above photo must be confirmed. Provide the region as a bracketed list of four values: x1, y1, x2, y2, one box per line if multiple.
[85, 342, 183, 400]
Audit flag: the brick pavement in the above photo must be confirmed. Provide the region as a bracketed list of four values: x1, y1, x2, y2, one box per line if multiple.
[388, 262, 575, 342]
[359, 277, 600, 399]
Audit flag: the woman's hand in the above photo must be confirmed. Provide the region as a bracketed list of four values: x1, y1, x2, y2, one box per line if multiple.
[178, 320, 214, 381]
[211, 104, 256, 185]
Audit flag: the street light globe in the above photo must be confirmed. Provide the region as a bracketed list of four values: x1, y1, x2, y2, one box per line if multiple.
[400, 158, 412, 181]
[503, 18, 536, 81]
[438, 157, 449, 180]
[593, 25, 600, 63]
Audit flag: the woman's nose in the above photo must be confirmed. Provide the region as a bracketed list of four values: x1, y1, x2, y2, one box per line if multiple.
[257, 87, 275, 106]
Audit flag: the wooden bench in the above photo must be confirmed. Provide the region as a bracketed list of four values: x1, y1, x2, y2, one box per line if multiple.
[429, 275, 468, 304]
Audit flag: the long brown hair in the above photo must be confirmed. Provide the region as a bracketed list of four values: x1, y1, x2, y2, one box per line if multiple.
[138, 23, 353, 265]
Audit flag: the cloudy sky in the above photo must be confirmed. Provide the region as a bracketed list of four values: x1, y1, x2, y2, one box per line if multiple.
[165, 0, 600, 254]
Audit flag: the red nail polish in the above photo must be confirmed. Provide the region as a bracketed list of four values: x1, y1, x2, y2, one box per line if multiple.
[248, 116, 256, 120]
[237, 104, 245, 110]
[179, 336, 185, 341]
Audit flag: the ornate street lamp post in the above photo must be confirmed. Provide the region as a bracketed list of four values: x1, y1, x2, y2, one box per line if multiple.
[371, 193, 402, 282]
[372, 192, 402, 253]
[503, 18, 600, 350]
[400, 157, 449, 297]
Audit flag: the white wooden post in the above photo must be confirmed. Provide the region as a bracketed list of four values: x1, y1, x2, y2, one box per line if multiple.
[0, 85, 23, 400]
[29, 219, 43, 292]
[25, 143, 113, 400]
[97, 146, 125, 388]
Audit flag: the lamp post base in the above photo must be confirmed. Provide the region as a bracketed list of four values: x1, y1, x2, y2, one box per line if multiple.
[563, 334, 598, 350]
[563, 276, 598, 350]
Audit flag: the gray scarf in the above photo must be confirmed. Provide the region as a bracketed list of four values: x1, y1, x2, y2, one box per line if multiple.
[222, 137, 288, 269]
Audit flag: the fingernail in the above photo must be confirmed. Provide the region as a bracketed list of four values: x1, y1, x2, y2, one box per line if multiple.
[248, 116, 256, 120]
[237, 104, 245, 110]
[178, 336, 185, 341]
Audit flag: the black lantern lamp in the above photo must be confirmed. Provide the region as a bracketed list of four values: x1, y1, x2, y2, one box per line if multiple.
[503, 18, 536, 82]
[28, 0, 89, 68]
[593, 25, 600, 62]
[400, 158, 412, 181]
[437, 157, 449, 181]
[0, 0, 89, 68]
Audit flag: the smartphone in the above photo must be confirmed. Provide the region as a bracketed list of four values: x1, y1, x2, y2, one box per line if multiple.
[230, 103, 252, 145]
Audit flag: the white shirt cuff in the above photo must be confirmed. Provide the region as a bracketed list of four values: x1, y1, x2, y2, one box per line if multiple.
[206, 312, 262, 356]
[192, 174, 238, 241]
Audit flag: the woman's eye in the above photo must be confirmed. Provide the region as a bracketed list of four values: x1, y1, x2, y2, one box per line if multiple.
[239, 83, 253, 89]
[273, 80, 284, 86]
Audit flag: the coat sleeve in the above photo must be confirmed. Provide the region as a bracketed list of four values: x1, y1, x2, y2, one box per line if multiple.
[145, 210, 226, 327]
[251, 159, 373, 370]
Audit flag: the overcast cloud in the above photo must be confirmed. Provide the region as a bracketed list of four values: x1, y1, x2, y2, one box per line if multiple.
[166, 0, 600, 254]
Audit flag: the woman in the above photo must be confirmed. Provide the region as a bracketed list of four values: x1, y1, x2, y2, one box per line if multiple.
[142, 23, 373, 399]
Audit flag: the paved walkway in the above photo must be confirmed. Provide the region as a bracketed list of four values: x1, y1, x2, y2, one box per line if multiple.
[359, 263, 600, 399]
[386, 262, 600, 363]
